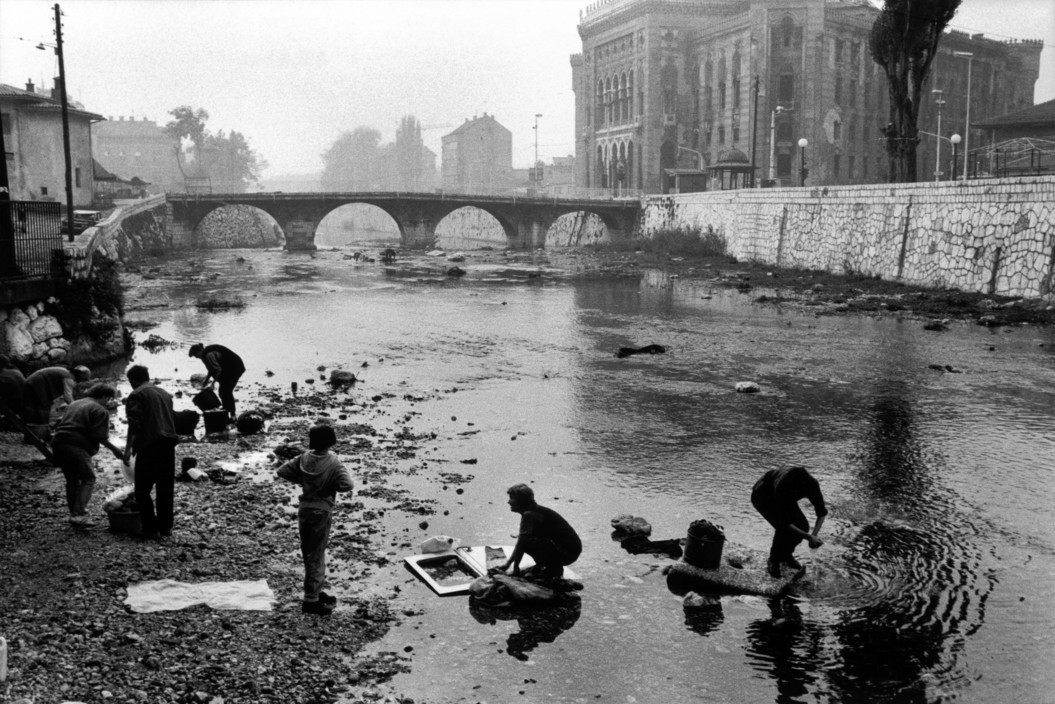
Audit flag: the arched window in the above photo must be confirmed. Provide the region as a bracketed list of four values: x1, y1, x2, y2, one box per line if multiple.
[620, 73, 629, 121]
[627, 140, 635, 188]
[777, 121, 793, 142]
[781, 16, 795, 48]
[718, 55, 727, 111]
[779, 70, 795, 105]
[628, 71, 635, 118]
[605, 77, 613, 124]
[596, 80, 604, 127]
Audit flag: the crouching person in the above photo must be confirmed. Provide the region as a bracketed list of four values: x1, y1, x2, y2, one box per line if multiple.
[51, 384, 124, 530]
[277, 425, 354, 615]
[495, 483, 582, 581]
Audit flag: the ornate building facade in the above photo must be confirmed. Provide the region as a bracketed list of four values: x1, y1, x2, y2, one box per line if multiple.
[571, 0, 1043, 193]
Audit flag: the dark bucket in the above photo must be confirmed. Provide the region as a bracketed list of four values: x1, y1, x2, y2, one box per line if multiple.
[203, 409, 229, 433]
[107, 510, 142, 534]
[174, 409, 200, 436]
[683, 528, 724, 569]
[192, 388, 222, 411]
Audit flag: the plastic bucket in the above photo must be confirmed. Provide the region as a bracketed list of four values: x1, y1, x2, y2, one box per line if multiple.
[174, 410, 200, 435]
[683, 528, 724, 569]
[203, 410, 229, 433]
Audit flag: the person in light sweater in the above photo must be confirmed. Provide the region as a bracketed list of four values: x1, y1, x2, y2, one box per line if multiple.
[277, 424, 354, 615]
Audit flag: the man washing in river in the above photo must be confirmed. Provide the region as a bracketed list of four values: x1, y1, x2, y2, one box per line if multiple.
[188, 343, 245, 421]
[751, 465, 827, 578]
[494, 483, 582, 581]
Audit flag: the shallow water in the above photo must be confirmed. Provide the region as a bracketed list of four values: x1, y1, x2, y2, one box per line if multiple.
[124, 248, 1055, 704]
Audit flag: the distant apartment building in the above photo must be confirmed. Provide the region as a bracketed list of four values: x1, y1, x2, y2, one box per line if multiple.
[441, 113, 513, 193]
[571, 0, 1043, 192]
[92, 116, 182, 194]
[1, 80, 103, 205]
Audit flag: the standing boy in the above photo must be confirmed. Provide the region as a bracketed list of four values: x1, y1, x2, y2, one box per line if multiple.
[124, 365, 178, 540]
[277, 425, 354, 615]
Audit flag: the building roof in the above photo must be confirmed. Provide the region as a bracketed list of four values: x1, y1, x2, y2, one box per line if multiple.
[445, 113, 510, 138]
[0, 82, 105, 121]
[973, 98, 1055, 130]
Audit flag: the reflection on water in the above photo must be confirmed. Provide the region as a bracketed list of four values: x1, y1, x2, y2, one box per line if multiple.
[121, 249, 1055, 703]
[468, 595, 583, 661]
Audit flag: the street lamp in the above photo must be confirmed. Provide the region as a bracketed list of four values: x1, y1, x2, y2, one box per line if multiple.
[533, 114, 543, 186]
[932, 89, 946, 182]
[950, 133, 961, 181]
[953, 51, 973, 179]
[797, 138, 808, 187]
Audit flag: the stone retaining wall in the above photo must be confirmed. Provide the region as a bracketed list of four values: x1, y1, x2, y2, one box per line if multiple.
[641, 176, 1055, 299]
[1, 197, 167, 366]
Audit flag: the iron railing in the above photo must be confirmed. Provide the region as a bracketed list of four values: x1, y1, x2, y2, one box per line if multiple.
[0, 200, 66, 281]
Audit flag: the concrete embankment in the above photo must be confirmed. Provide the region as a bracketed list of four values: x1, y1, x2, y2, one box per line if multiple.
[641, 175, 1055, 299]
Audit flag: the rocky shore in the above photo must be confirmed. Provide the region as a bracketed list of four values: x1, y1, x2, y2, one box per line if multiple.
[2, 247, 1052, 704]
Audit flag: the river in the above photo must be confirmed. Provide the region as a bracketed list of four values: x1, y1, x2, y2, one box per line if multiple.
[123, 244, 1055, 704]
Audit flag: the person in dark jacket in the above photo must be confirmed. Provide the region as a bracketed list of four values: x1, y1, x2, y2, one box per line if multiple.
[188, 343, 245, 421]
[751, 465, 827, 578]
[51, 384, 124, 529]
[495, 483, 582, 580]
[0, 355, 27, 421]
[22, 365, 90, 440]
[277, 424, 354, 615]
[124, 365, 178, 540]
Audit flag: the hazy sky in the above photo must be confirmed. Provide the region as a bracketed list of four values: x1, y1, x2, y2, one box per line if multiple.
[2, 0, 1052, 179]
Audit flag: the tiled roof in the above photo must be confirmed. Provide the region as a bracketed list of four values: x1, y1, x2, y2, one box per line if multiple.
[974, 98, 1055, 129]
[0, 83, 105, 121]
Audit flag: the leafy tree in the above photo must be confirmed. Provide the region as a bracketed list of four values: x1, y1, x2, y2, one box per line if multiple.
[164, 106, 265, 192]
[393, 115, 428, 191]
[870, 0, 962, 182]
[320, 127, 383, 191]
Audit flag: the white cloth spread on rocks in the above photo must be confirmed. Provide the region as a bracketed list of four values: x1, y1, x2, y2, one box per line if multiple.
[124, 579, 275, 613]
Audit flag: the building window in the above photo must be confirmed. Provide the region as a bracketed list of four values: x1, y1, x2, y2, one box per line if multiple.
[41, 187, 48, 196]
[779, 72, 795, 105]
[849, 120, 856, 143]
[835, 77, 843, 105]
[75, 167, 81, 188]
[1, 112, 11, 136]
[732, 76, 740, 111]
[718, 125, 726, 145]
[833, 154, 841, 178]
[863, 155, 869, 178]
[849, 80, 857, 107]
[777, 153, 792, 177]
[848, 155, 856, 178]
[719, 81, 726, 111]
[833, 120, 842, 141]
[733, 125, 740, 144]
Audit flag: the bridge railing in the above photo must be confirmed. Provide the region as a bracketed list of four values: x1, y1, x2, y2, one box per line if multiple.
[169, 186, 644, 203]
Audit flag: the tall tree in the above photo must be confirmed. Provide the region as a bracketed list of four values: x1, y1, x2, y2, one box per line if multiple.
[320, 127, 383, 191]
[164, 106, 265, 192]
[393, 115, 426, 191]
[870, 0, 962, 183]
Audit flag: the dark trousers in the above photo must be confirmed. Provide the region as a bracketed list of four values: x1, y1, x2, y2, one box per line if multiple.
[299, 508, 332, 601]
[521, 534, 579, 572]
[134, 438, 177, 535]
[751, 492, 808, 564]
[217, 371, 243, 419]
[53, 443, 95, 517]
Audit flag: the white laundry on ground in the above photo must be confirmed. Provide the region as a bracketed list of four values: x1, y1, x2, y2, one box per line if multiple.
[124, 578, 275, 613]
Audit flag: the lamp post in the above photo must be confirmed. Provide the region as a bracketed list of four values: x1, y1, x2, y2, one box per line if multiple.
[953, 51, 973, 179]
[533, 113, 542, 187]
[950, 133, 961, 181]
[797, 138, 808, 187]
[768, 105, 786, 182]
[932, 89, 945, 182]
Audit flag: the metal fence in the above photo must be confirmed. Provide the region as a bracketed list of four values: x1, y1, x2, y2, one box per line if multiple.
[0, 200, 66, 281]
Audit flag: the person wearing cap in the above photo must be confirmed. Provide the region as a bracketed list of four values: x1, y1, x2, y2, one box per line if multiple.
[188, 343, 246, 421]
[22, 365, 90, 441]
[751, 465, 827, 578]
[276, 424, 354, 615]
[124, 364, 178, 540]
[51, 384, 124, 530]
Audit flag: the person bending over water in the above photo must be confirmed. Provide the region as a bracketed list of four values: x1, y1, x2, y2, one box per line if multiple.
[751, 465, 827, 578]
[495, 483, 581, 581]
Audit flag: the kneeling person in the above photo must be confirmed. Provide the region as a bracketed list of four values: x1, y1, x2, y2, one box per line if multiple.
[496, 483, 581, 580]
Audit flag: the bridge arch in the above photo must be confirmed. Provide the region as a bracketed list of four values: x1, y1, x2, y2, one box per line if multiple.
[194, 205, 283, 248]
[315, 203, 401, 248]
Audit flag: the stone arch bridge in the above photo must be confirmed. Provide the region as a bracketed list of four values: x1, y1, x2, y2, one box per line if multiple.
[167, 192, 643, 250]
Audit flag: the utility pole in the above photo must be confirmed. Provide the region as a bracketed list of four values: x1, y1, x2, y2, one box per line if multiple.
[768, 106, 785, 182]
[54, 3, 75, 241]
[749, 75, 760, 187]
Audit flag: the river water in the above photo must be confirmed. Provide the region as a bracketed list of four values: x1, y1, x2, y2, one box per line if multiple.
[124, 244, 1055, 704]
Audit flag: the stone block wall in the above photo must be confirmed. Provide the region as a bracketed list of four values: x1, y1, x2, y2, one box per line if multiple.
[2, 301, 71, 365]
[641, 176, 1055, 298]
